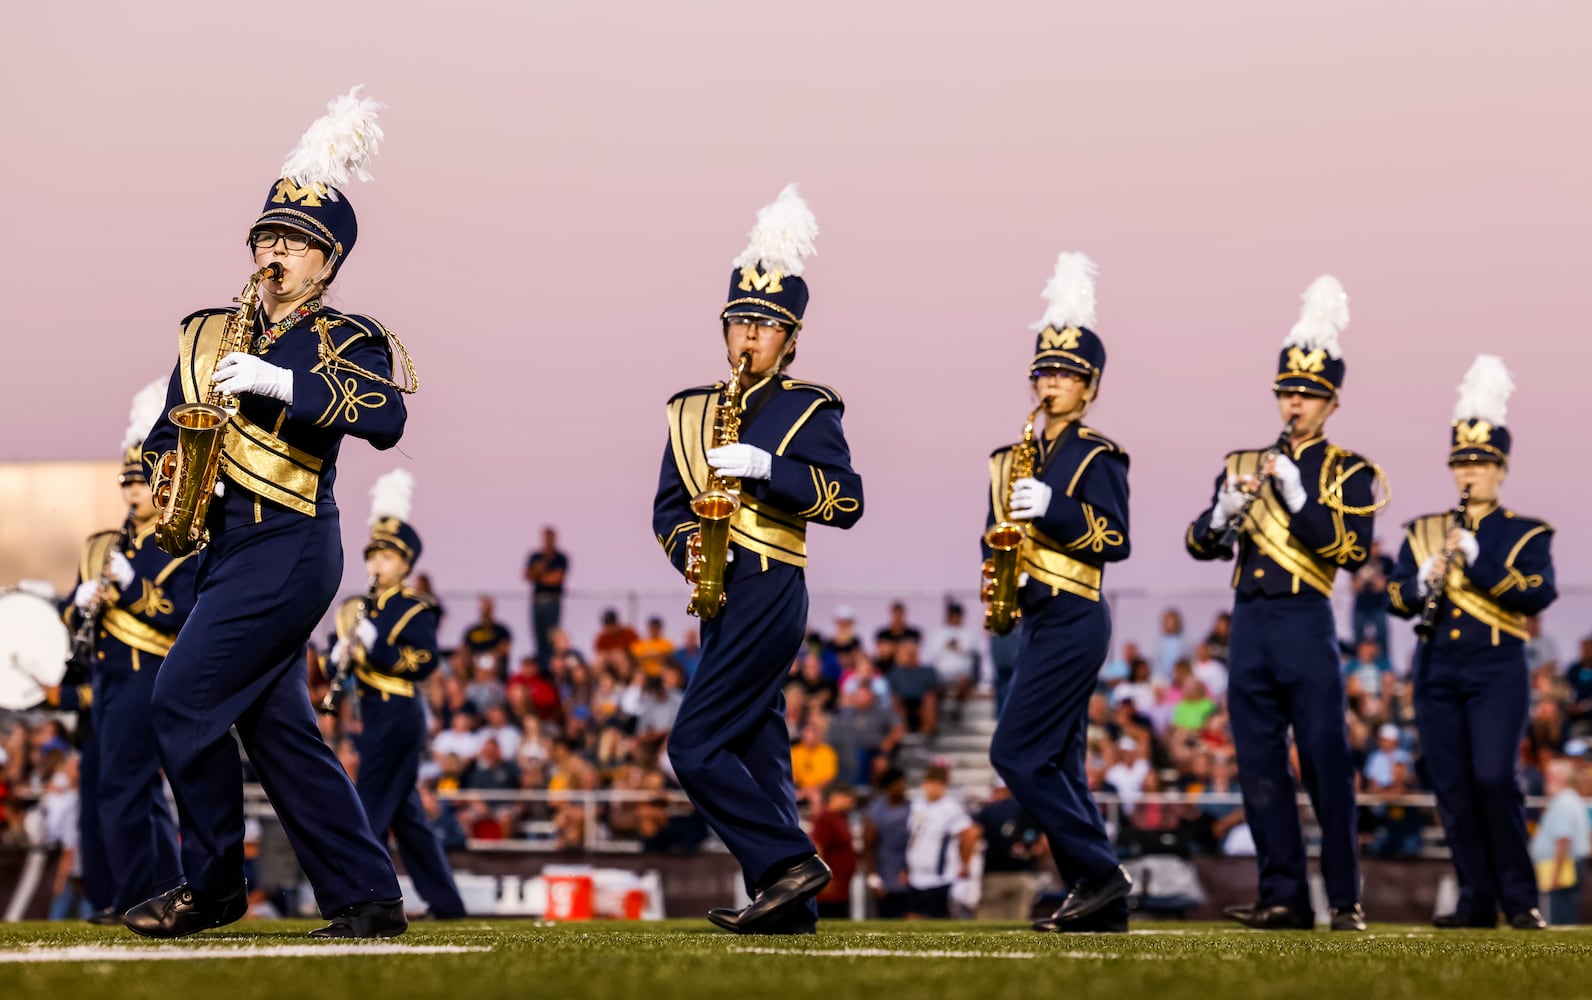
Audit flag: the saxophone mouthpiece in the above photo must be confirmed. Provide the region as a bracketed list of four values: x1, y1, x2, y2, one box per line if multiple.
[263, 262, 284, 281]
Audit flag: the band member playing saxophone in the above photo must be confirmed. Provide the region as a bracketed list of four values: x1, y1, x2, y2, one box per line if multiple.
[1388, 356, 1556, 930]
[651, 184, 863, 934]
[982, 253, 1133, 933]
[125, 89, 418, 940]
[1186, 276, 1387, 932]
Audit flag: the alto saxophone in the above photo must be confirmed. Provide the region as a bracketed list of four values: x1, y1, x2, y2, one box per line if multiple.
[686, 351, 753, 619]
[154, 262, 283, 556]
[981, 404, 1043, 635]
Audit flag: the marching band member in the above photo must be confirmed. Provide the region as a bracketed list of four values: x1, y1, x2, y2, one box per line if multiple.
[1388, 356, 1555, 930]
[126, 89, 417, 939]
[1185, 277, 1387, 932]
[330, 470, 467, 920]
[56, 379, 193, 922]
[981, 252, 1134, 934]
[652, 184, 864, 934]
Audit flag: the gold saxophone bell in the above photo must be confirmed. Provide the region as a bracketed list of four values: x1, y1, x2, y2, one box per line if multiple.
[155, 262, 282, 556]
[982, 404, 1043, 636]
[686, 352, 753, 619]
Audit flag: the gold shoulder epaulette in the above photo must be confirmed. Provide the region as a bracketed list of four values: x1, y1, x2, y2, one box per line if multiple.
[780, 378, 843, 405]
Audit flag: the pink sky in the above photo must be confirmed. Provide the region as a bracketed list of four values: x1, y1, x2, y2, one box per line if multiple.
[3, 2, 1588, 648]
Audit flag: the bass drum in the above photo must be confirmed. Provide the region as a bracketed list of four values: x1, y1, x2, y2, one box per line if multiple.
[0, 590, 72, 710]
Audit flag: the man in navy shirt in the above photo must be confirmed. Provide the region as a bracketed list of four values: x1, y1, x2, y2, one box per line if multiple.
[523, 527, 568, 669]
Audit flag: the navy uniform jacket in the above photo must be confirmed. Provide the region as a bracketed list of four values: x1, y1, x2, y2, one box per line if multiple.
[1186, 437, 1380, 598]
[983, 423, 1131, 604]
[143, 306, 407, 520]
[64, 524, 200, 678]
[352, 587, 443, 703]
[1387, 509, 1556, 654]
[652, 374, 864, 577]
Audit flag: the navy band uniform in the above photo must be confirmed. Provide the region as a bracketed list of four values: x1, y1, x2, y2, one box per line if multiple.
[1387, 356, 1556, 927]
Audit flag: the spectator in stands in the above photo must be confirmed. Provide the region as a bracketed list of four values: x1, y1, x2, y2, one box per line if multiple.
[1350, 538, 1394, 652]
[1105, 736, 1150, 810]
[630, 616, 674, 677]
[841, 650, 891, 703]
[1203, 612, 1232, 664]
[810, 785, 858, 921]
[463, 595, 513, 675]
[791, 719, 839, 801]
[904, 765, 978, 919]
[523, 526, 569, 668]
[791, 645, 839, 714]
[1155, 608, 1187, 682]
[1170, 678, 1218, 734]
[592, 609, 640, 673]
[1113, 658, 1158, 722]
[823, 607, 863, 680]
[675, 628, 703, 679]
[1365, 760, 1425, 858]
[889, 639, 942, 737]
[41, 753, 83, 920]
[875, 601, 923, 671]
[1564, 637, 1592, 731]
[924, 601, 980, 724]
[973, 776, 1045, 920]
[829, 683, 904, 787]
[1343, 638, 1393, 700]
[434, 710, 486, 763]
[864, 769, 913, 917]
[480, 703, 521, 761]
[1192, 642, 1228, 703]
[463, 737, 520, 792]
[422, 783, 467, 850]
[1363, 724, 1412, 790]
[1527, 617, 1562, 676]
[1532, 758, 1590, 925]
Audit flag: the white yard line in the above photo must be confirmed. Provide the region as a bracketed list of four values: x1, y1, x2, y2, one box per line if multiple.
[0, 943, 492, 964]
[730, 946, 1180, 960]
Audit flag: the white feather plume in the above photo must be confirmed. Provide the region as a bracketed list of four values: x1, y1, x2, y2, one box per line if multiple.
[280, 86, 385, 199]
[122, 378, 168, 453]
[1030, 252, 1099, 332]
[730, 183, 819, 277]
[1453, 354, 1515, 425]
[369, 469, 415, 526]
[1282, 275, 1349, 358]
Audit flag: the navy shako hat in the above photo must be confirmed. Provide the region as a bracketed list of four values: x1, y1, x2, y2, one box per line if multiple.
[364, 470, 422, 564]
[1029, 253, 1106, 386]
[721, 184, 818, 330]
[1273, 276, 1349, 398]
[248, 87, 383, 280]
[1450, 355, 1515, 465]
[119, 378, 167, 486]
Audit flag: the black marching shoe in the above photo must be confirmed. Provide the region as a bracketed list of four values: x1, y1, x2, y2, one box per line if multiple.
[1040, 866, 1134, 925]
[1223, 902, 1315, 930]
[1033, 907, 1129, 934]
[124, 882, 248, 939]
[1432, 910, 1497, 929]
[1329, 904, 1366, 932]
[705, 855, 832, 934]
[1508, 908, 1547, 931]
[85, 907, 123, 926]
[309, 898, 409, 939]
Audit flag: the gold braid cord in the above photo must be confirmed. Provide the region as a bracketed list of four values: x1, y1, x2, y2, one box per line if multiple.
[315, 319, 421, 395]
[1319, 445, 1390, 516]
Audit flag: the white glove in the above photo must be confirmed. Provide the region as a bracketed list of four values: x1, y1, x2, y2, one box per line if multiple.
[706, 443, 772, 481]
[1271, 455, 1308, 513]
[73, 580, 101, 610]
[1212, 476, 1247, 523]
[214, 479, 226, 498]
[106, 551, 135, 589]
[330, 639, 350, 667]
[1417, 555, 1439, 597]
[1008, 477, 1053, 521]
[353, 619, 379, 649]
[1456, 530, 1479, 565]
[212, 352, 294, 404]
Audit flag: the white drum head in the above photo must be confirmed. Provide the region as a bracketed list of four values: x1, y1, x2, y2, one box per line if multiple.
[0, 590, 72, 710]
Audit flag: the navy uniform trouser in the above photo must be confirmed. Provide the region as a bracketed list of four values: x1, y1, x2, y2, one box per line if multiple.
[1227, 592, 1359, 910]
[989, 590, 1126, 920]
[1413, 645, 1535, 918]
[75, 724, 113, 912]
[668, 561, 815, 902]
[357, 692, 466, 918]
[149, 505, 399, 914]
[95, 664, 181, 910]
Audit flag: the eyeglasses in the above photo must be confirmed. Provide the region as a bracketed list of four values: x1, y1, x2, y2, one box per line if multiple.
[248, 230, 318, 254]
[725, 316, 789, 333]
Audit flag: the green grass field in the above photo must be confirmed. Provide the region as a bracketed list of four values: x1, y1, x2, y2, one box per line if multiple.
[4, 920, 1592, 999]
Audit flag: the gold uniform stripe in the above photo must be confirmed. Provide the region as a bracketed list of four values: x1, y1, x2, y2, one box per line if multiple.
[356, 665, 415, 698]
[101, 607, 176, 656]
[1226, 451, 1336, 597]
[987, 448, 1103, 603]
[1406, 514, 1529, 642]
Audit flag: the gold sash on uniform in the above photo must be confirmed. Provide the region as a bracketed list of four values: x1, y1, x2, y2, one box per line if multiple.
[988, 449, 1105, 603]
[1226, 450, 1336, 597]
[1406, 514, 1528, 642]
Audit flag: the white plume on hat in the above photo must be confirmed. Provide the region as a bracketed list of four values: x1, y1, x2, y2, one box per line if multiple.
[122, 378, 168, 453]
[1453, 354, 1515, 425]
[1030, 252, 1099, 332]
[368, 469, 415, 527]
[280, 86, 385, 200]
[1282, 275, 1349, 359]
[731, 183, 819, 277]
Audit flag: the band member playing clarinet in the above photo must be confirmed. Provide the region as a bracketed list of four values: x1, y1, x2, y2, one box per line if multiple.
[652, 184, 864, 934]
[982, 253, 1133, 933]
[1186, 276, 1387, 932]
[126, 89, 418, 939]
[1388, 355, 1556, 930]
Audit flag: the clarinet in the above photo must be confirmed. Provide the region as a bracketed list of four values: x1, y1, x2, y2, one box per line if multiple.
[1415, 489, 1471, 641]
[1216, 417, 1298, 552]
[319, 575, 379, 715]
[69, 505, 138, 667]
